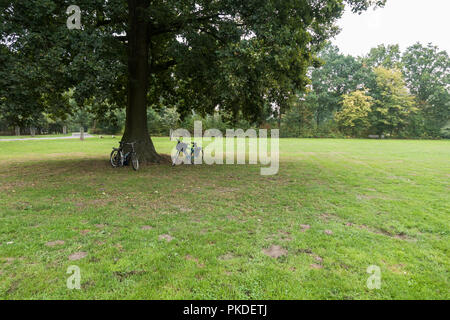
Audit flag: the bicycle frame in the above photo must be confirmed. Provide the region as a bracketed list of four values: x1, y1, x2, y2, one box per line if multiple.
[112, 141, 138, 167]
[122, 142, 136, 162]
[173, 139, 203, 165]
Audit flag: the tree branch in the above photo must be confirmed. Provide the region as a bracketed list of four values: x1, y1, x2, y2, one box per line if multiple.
[151, 59, 177, 74]
[199, 27, 226, 45]
[149, 13, 221, 37]
[96, 19, 112, 27]
[113, 35, 128, 42]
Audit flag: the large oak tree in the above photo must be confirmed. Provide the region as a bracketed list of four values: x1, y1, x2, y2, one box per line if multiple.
[0, 0, 385, 162]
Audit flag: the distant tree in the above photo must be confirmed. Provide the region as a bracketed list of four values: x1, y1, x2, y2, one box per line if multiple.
[440, 121, 450, 139]
[362, 44, 402, 69]
[335, 90, 372, 137]
[402, 43, 450, 137]
[94, 109, 126, 134]
[67, 109, 93, 132]
[307, 44, 366, 127]
[281, 95, 314, 137]
[369, 67, 415, 136]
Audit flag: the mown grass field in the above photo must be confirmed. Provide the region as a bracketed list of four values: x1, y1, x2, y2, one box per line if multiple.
[0, 137, 448, 299]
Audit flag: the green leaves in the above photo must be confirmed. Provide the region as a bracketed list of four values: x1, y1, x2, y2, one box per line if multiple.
[335, 90, 373, 136]
[0, 0, 384, 127]
[402, 43, 449, 136]
[362, 44, 402, 69]
[369, 67, 415, 135]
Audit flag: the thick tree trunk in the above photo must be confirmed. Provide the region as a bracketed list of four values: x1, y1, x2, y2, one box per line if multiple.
[122, 0, 162, 163]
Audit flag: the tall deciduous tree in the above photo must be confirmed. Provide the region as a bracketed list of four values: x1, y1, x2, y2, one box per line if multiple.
[0, 0, 385, 162]
[335, 90, 372, 136]
[402, 43, 450, 136]
[370, 67, 415, 136]
[362, 44, 402, 69]
[307, 44, 366, 127]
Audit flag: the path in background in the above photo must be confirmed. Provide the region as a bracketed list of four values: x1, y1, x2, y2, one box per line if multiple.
[0, 134, 95, 142]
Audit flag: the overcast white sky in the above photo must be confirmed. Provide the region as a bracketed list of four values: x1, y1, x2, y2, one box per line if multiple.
[332, 0, 450, 57]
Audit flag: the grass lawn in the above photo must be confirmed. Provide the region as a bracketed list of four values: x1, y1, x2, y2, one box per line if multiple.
[0, 137, 448, 299]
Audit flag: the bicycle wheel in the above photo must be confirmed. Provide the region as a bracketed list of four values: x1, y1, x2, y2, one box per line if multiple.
[131, 153, 139, 171]
[110, 150, 122, 168]
[172, 151, 180, 166]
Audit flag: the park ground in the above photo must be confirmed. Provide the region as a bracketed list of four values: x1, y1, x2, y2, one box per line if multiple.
[0, 137, 448, 299]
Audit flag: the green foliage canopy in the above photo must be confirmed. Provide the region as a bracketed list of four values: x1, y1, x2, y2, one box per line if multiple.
[369, 67, 415, 135]
[335, 90, 372, 136]
[0, 0, 386, 128]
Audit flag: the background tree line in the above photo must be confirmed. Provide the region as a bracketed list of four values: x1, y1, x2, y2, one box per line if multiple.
[282, 42, 449, 139]
[1, 42, 448, 139]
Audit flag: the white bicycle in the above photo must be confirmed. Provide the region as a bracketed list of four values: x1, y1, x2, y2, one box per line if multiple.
[172, 139, 203, 166]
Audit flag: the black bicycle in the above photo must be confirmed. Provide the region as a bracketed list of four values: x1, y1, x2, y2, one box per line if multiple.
[110, 141, 139, 171]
